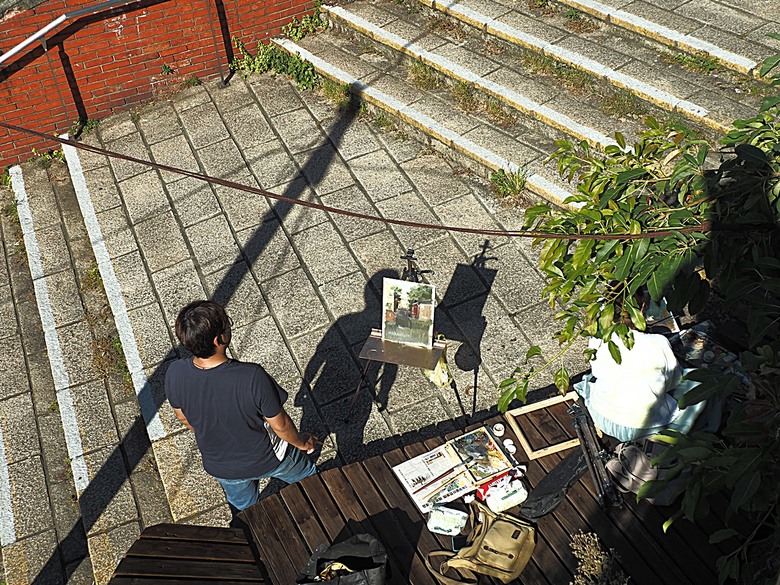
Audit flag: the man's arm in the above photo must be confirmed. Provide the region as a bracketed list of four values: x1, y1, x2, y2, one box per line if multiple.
[265, 410, 316, 452]
[173, 407, 195, 432]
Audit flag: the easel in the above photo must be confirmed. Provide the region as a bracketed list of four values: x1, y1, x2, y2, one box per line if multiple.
[347, 250, 440, 420]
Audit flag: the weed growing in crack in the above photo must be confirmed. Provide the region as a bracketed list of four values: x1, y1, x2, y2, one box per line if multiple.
[409, 60, 441, 90]
[320, 78, 352, 107]
[29, 148, 64, 169]
[563, 8, 597, 33]
[666, 51, 720, 75]
[490, 168, 528, 207]
[93, 334, 131, 383]
[372, 111, 394, 130]
[80, 262, 103, 292]
[452, 81, 479, 113]
[231, 38, 318, 90]
[484, 99, 517, 128]
[183, 76, 201, 88]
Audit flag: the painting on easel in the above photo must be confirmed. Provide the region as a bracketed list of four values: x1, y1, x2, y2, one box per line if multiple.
[381, 277, 435, 348]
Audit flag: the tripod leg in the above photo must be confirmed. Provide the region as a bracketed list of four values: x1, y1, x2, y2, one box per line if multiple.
[346, 359, 373, 423]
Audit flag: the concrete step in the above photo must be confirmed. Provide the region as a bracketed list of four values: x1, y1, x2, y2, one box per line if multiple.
[320, 1, 633, 150]
[5, 161, 174, 584]
[555, 0, 779, 76]
[408, 0, 767, 132]
[273, 33, 579, 208]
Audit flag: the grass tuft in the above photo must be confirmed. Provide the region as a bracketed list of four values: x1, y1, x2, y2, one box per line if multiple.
[409, 60, 441, 90]
[490, 168, 528, 207]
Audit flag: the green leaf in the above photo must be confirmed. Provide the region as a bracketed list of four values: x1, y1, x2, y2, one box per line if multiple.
[677, 381, 717, 407]
[554, 365, 570, 394]
[607, 339, 622, 365]
[594, 239, 620, 264]
[759, 54, 780, 77]
[599, 305, 614, 330]
[731, 471, 761, 511]
[572, 239, 595, 270]
[662, 509, 683, 533]
[525, 346, 542, 361]
[627, 304, 646, 331]
[708, 528, 739, 544]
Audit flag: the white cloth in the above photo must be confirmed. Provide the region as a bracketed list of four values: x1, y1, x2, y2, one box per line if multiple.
[586, 332, 681, 431]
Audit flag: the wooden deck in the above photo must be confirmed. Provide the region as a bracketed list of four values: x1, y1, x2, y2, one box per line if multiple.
[240, 406, 729, 584]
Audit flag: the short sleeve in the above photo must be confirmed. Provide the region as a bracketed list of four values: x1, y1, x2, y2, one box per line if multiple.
[164, 363, 182, 409]
[252, 366, 288, 419]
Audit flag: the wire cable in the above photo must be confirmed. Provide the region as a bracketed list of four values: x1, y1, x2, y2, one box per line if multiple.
[2, 121, 776, 240]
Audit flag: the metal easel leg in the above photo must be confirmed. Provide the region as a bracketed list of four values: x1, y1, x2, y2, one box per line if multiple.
[346, 359, 373, 422]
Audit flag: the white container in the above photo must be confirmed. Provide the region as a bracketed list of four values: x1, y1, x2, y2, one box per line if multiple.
[492, 423, 505, 437]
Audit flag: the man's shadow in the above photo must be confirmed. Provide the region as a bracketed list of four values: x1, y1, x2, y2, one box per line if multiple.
[296, 269, 401, 464]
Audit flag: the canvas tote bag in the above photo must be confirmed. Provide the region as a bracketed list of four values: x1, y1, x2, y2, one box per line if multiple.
[426, 500, 535, 584]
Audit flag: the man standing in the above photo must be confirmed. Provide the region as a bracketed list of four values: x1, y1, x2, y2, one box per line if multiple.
[165, 300, 317, 513]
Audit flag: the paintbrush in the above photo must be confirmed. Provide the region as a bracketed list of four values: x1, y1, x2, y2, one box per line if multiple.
[412, 457, 475, 495]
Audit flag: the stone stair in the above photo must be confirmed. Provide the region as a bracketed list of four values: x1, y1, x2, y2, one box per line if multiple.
[3, 161, 174, 584]
[274, 0, 773, 207]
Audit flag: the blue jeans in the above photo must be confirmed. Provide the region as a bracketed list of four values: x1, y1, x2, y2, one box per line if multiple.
[215, 446, 317, 511]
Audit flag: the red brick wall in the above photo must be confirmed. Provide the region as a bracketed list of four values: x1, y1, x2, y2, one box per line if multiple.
[0, 0, 311, 167]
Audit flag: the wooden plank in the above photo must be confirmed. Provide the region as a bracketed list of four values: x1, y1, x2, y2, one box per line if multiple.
[520, 406, 693, 585]
[280, 483, 329, 552]
[299, 472, 352, 542]
[138, 524, 249, 544]
[240, 501, 301, 585]
[113, 557, 265, 581]
[110, 578, 262, 585]
[545, 402, 720, 583]
[319, 466, 407, 585]
[123, 538, 256, 563]
[341, 462, 439, 585]
[261, 494, 313, 572]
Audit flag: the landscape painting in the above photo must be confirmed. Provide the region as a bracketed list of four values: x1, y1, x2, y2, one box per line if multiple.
[381, 278, 435, 348]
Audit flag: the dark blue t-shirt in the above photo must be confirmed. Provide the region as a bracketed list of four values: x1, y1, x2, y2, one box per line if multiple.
[164, 358, 288, 479]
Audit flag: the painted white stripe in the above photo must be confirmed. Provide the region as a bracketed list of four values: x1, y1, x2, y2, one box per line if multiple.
[0, 422, 15, 546]
[61, 138, 167, 442]
[9, 166, 90, 494]
[568, 0, 757, 73]
[274, 39, 580, 208]
[324, 5, 616, 149]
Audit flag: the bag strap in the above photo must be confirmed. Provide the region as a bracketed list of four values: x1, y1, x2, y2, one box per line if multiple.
[425, 551, 478, 585]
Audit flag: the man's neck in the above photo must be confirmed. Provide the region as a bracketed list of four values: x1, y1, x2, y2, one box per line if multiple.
[192, 351, 229, 370]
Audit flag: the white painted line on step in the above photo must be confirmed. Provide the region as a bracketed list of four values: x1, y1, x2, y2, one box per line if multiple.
[567, 0, 757, 74]
[9, 166, 90, 494]
[431, 0, 711, 119]
[61, 138, 167, 442]
[274, 38, 580, 208]
[324, 5, 615, 148]
[0, 423, 15, 546]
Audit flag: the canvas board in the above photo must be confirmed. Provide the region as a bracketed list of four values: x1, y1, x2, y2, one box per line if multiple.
[381, 278, 435, 348]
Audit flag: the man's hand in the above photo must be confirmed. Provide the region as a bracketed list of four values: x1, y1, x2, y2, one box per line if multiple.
[266, 410, 319, 453]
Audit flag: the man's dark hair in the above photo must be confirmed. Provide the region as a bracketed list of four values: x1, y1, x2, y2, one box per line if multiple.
[175, 300, 230, 358]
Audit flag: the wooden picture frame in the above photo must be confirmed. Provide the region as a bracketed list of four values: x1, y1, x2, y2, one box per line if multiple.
[505, 392, 580, 460]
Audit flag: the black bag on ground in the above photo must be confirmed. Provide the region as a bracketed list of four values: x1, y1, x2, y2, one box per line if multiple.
[519, 450, 589, 520]
[296, 533, 388, 584]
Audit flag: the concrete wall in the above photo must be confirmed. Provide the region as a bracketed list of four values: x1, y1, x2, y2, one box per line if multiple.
[0, 0, 310, 167]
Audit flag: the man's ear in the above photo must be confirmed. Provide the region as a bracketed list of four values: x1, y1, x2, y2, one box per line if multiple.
[214, 335, 223, 347]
